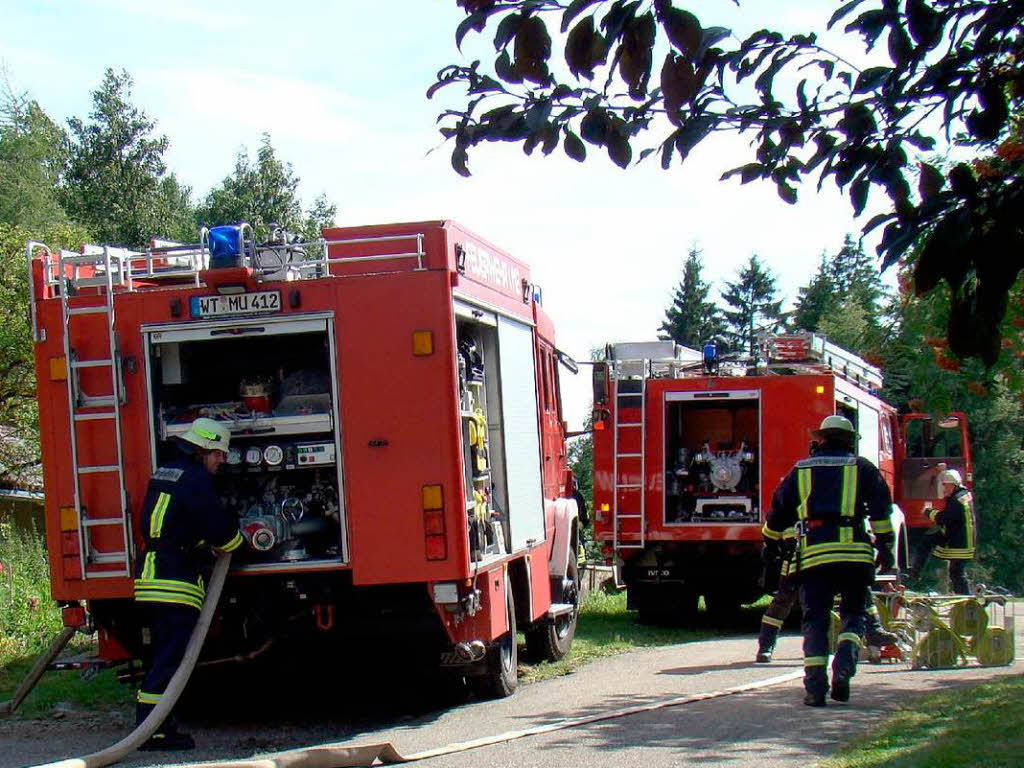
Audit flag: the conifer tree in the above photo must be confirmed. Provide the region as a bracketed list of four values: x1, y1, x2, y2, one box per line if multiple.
[721, 255, 784, 359]
[658, 247, 722, 350]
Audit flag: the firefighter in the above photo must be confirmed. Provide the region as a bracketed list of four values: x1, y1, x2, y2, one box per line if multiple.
[756, 455, 898, 663]
[133, 418, 243, 751]
[763, 415, 894, 706]
[908, 469, 976, 594]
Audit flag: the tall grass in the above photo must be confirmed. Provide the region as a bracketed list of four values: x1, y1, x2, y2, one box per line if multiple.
[0, 521, 62, 659]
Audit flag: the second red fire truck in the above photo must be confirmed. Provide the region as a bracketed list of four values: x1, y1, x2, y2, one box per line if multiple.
[591, 336, 971, 622]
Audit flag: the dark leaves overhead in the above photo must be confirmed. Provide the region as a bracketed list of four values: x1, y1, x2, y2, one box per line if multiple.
[436, 0, 1024, 364]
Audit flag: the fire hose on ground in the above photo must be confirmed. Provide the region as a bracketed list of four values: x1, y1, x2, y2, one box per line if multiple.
[20, 552, 806, 768]
[35, 552, 233, 768]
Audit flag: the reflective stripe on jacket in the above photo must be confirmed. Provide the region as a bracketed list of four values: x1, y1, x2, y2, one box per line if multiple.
[763, 448, 892, 575]
[134, 457, 241, 611]
[932, 487, 976, 560]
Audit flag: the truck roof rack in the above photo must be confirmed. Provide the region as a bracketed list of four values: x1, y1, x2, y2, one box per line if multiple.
[759, 332, 884, 391]
[601, 334, 883, 393]
[29, 227, 427, 301]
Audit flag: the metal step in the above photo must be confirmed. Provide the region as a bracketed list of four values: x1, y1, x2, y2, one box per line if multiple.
[79, 395, 116, 408]
[83, 518, 127, 527]
[82, 568, 131, 579]
[547, 602, 576, 618]
[74, 412, 116, 421]
[67, 306, 111, 316]
[71, 359, 113, 369]
[78, 465, 119, 475]
[88, 551, 128, 564]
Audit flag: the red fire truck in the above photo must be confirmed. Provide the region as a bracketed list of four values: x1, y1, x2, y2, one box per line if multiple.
[26, 220, 581, 696]
[590, 335, 971, 622]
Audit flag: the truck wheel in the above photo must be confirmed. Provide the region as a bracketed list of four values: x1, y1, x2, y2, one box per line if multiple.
[468, 587, 518, 698]
[525, 558, 580, 662]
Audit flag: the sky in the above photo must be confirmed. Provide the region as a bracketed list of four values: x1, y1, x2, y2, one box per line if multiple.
[1, 0, 902, 428]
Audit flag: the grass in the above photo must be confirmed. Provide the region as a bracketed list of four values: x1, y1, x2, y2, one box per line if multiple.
[820, 675, 1024, 768]
[0, 522, 132, 719]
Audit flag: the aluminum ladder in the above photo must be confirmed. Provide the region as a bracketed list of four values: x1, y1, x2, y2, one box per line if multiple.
[612, 363, 647, 553]
[59, 246, 132, 579]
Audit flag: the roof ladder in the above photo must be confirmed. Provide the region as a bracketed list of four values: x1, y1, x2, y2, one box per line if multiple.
[59, 246, 133, 580]
[612, 366, 647, 553]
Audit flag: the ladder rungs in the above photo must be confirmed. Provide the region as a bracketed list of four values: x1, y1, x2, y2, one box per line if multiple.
[83, 518, 127, 527]
[83, 568, 131, 578]
[615, 483, 643, 489]
[616, 452, 642, 458]
[78, 465, 120, 475]
[80, 396, 116, 408]
[74, 411, 116, 421]
[88, 552, 128, 564]
[71, 359, 113, 369]
[616, 514, 643, 519]
[617, 422, 642, 427]
[67, 306, 110, 316]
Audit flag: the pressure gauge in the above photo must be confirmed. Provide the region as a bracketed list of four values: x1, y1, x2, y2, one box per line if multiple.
[226, 448, 243, 466]
[263, 444, 284, 466]
[245, 446, 263, 466]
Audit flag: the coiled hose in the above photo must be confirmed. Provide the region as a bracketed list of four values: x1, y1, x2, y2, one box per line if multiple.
[36, 552, 232, 768]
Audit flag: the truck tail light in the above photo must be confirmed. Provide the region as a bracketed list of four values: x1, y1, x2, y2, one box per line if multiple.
[422, 484, 447, 561]
[62, 603, 86, 628]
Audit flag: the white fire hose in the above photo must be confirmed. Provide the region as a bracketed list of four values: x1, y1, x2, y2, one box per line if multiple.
[36, 552, 233, 768]
[31, 553, 803, 768]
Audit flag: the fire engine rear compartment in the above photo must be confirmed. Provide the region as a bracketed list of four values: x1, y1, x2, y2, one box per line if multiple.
[663, 391, 760, 526]
[143, 313, 347, 570]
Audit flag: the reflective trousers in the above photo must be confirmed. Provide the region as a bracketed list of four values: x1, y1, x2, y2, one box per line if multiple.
[798, 564, 871, 696]
[758, 577, 881, 653]
[911, 531, 971, 594]
[136, 603, 199, 727]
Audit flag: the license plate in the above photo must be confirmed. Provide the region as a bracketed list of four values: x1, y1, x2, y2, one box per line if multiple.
[189, 291, 281, 318]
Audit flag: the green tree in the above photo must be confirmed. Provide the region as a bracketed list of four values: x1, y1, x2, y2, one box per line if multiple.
[876, 272, 1024, 591]
[720, 254, 784, 359]
[658, 246, 722, 349]
[0, 222, 90, 488]
[62, 68, 194, 246]
[197, 134, 336, 243]
[437, 0, 1024, 363]
[793, 234, 888, 354]
[792, 254, 835, 333]
[0, 78, 70, 229]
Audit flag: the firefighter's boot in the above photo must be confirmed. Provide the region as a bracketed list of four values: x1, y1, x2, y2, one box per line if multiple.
[864, 607, 899, 648]
[138, 727, 196, 752]
[803, 665, 827, 707]
[756, 618, 782, 663]
[830, 637, 859, 703]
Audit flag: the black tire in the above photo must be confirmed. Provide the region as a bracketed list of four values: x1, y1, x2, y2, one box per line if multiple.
[468, 587, 518, 699]
[525, 558, 580, 662]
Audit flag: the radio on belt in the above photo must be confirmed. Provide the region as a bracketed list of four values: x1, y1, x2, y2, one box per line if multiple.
[297, 442, 335, 465]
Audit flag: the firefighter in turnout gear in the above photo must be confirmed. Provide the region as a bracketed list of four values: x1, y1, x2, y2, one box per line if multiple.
[756, 450, 898, 663]
[763, 415, 894, 706]
[908, 469, 976, 594]
[133, 418, 243, 751]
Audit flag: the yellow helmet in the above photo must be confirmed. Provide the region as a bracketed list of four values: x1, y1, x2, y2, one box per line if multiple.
[179, 418, 231, 452]
[815, 415, 856, 436]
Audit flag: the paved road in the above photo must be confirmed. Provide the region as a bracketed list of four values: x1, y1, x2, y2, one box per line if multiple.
[3, 622, 1021, 768]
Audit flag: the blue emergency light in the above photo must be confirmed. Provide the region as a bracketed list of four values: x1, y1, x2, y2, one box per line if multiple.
[702, 342, 718, 374]
[208, 224, 248, 268]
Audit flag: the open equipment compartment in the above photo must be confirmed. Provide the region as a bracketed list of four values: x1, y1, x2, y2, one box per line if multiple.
[663, 390, 761, 525]
[142, 312, 347, 569]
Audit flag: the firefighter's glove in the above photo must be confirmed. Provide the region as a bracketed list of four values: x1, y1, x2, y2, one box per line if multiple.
[874, 536, 895, 572]
[761, 539, 782, 565]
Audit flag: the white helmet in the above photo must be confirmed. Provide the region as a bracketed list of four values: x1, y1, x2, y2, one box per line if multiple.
[939, 468, 963, 486]
[815, 415, 856, 436]
[179, 418, 231, 452]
